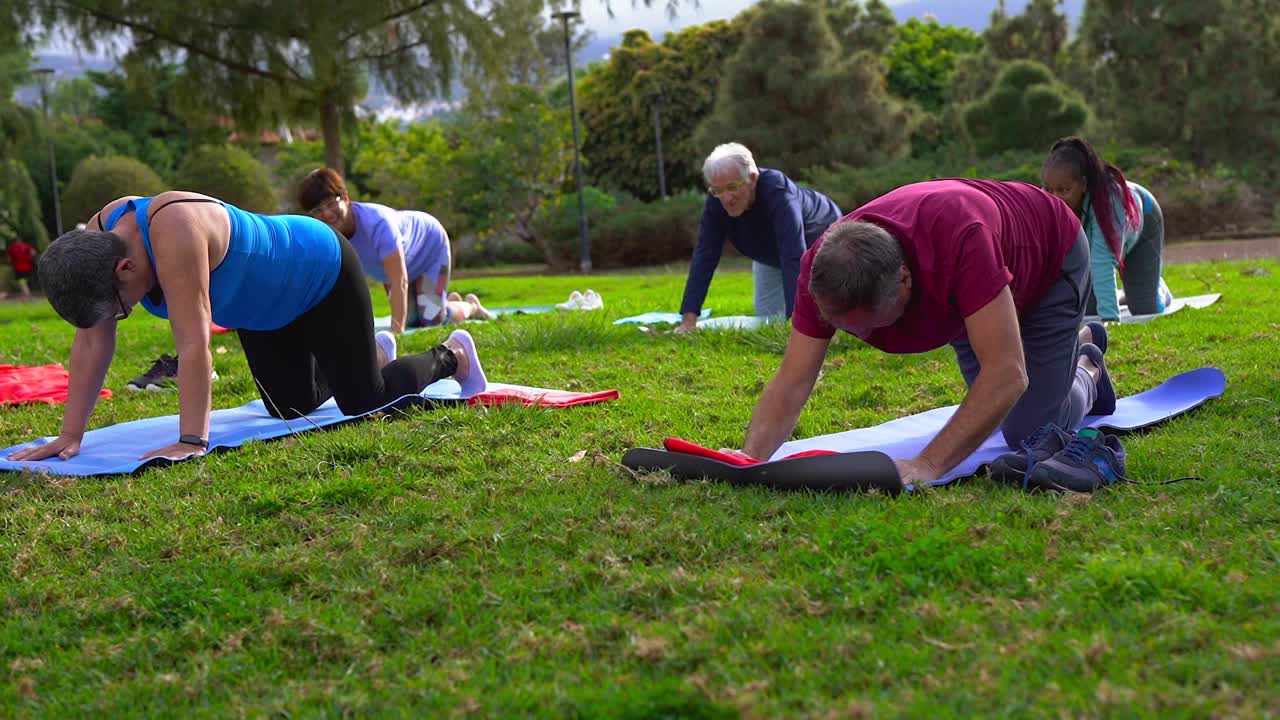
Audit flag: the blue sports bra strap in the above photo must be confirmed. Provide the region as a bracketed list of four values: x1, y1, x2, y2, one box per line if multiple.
[102, 201, 136, 232]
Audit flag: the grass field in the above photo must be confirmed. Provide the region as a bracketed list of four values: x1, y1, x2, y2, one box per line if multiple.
[1, 259, 1278, 717]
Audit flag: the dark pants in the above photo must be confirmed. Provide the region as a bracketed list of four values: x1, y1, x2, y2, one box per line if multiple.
[239, 233, 458, 419]
[951, 230, 1097, 449]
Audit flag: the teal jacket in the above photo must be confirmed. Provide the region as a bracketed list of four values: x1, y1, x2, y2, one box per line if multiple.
[1082, 181, 1154, 319]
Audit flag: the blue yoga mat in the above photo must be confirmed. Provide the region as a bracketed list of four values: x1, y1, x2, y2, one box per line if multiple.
[774, 367, 1227, 485]
[4, 377, 482, 477]
[375, 305, 558, 334]
[614, 309, 712, 326]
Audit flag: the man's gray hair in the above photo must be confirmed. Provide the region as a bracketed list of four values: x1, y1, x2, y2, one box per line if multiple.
[39, 229, 129, 328]
[702, 142, 758, 183]
[808, 221, 905, 315]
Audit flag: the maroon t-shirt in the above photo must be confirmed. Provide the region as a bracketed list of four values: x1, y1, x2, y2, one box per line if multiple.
[793, 180, 1081, 353]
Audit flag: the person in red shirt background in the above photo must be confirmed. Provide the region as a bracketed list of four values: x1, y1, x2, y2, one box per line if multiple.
[6, 238, 37, 301]
[732, 179, 1118, 487]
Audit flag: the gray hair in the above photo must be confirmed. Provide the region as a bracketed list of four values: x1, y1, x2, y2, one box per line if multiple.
[702, 142, 758, 183]
[39, 229, 128, 328]
[808, 221, 905, 315]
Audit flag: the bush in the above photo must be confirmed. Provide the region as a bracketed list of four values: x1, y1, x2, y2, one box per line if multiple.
[452, 233, 545, 269]
[61, 155, 166, 230]
[0, 158, 49, 249]
[963, 60, 1089, 156]
[172, 145, 278, 214]
[804, 149, 1046, 213]
[1126, 157, 1268, 239]
[533, 188, 707, 270]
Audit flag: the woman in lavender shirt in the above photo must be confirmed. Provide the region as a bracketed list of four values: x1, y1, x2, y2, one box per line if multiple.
[300, 168, 493, 334]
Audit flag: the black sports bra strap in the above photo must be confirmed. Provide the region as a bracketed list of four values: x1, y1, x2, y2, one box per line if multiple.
[149, 197, 223, 220]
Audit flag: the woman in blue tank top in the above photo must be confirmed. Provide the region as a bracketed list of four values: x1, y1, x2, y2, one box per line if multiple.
[7, 191, 489, 465]
[298, 168, 493, 335]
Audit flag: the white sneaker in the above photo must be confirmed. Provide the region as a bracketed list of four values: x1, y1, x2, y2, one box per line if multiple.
[1159, 277, 1174, 308]
[556, 290, 585, 311]
[581, 289, 604, 311]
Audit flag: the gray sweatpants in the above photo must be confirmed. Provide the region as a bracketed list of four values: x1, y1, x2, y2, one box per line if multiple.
[951, 230, 1098, 449]
[1087, 191, 1166, 316]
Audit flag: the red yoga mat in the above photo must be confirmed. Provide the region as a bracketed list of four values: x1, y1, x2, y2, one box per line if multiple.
[663, 437, 838, 466]
[468, 384, 619, 408]
[0, 364, 113, 406]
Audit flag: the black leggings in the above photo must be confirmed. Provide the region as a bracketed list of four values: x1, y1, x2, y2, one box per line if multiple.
[238, 233, 458, 419]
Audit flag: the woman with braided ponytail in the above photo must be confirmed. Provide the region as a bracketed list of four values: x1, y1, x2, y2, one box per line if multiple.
[1041, 137, 1171, 321]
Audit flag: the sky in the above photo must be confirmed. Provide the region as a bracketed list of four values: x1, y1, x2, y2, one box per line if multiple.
[574, 0, 910, 35]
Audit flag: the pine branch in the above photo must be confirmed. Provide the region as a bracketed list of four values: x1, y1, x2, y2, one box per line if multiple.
[338, 0, 443, 45]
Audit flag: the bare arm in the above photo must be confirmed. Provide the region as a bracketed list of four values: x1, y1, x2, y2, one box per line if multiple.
[383, 249, 409, 334]
[8, 322, 117, 461]
[910, 287, 1028, 479]
[741, 328, 832, 460]
[147, 209, 214, 452]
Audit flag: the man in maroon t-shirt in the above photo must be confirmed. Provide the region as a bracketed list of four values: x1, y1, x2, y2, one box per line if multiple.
[736, 180, 1116, 486]
[6, 238, 37, 300]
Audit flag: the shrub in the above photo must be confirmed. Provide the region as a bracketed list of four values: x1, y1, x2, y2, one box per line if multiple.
[172, 145, 278, 214]
[452, 233, 545, 269]
[963, 60, 1089, 156]
[61, 155, 166, 230]
[533, 188, 707, 270]
[1127, 158, 1268, 239]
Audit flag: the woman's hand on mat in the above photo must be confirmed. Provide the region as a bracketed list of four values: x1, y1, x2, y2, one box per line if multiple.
[893, 456, 940, 487]
[140, 442, 206, 461]
[8, 434, 82, 462]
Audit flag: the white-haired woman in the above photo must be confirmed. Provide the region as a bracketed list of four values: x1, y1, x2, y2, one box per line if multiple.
[676, 143, 842, 332]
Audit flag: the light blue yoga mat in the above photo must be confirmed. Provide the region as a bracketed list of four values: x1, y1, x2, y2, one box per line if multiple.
[375, 305, 558, 334]
[775, 367, 1227, 485]
[3, 377, 477, 477]
[1085, 293, 1220, 325]
[697, 315, 780, 331]
[614, 309, 712, 326]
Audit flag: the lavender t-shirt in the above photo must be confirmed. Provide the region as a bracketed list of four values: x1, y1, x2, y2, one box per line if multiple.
[348, 202, 449, 284]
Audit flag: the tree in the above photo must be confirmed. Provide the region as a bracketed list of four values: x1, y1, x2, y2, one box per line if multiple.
[984, 0, 1068, 70]
[694, 0, 911, 177]
[12, 0, 681, 174]
[963, 60, 1088, 156]
[578, 20, 745, 200]
[885, 18, 983, 113]
[822, 0, 897, 55]
[355, 83, 573, 246]
[1078, 0, 1280, 187]
[0, 28, 48, 249]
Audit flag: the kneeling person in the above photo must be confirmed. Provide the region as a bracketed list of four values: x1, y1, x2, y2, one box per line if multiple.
[736, 180, 1114, 486]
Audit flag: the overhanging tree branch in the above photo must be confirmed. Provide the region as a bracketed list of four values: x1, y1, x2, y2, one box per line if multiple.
[45, 0, 298, 84]
[338, 0, 442, 45]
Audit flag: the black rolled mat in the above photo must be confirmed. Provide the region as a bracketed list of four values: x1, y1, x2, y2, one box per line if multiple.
[621, 448, 904, 495]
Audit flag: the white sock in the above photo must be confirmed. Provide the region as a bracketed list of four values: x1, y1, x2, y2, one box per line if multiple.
[375, 331, 397, 365]
[448, 329, 488, 396]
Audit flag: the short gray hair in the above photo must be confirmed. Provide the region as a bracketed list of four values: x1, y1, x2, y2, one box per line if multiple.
[39, 230, 128, 328]
[702, 142, 758, 183]
[808, 221, 905, 314]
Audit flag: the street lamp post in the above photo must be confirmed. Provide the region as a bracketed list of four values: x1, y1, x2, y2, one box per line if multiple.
[31, 68, 63, 238]
[552, 9, 590, 273]
[650, 91, 668, 199]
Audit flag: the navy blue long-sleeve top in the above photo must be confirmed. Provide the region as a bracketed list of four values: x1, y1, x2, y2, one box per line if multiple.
[680, 168, 842, 318]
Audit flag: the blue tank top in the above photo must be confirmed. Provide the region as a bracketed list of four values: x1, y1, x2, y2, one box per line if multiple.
[103, 198, 342, 331]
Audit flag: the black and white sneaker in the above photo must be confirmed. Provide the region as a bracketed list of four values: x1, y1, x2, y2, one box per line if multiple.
[127, 354, 218, 391]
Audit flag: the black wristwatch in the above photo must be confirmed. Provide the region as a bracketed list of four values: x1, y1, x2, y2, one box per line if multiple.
[178, 434, 209, 449]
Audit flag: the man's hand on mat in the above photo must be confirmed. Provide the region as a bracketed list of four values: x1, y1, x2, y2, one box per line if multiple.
[719, 448, 755, 461]
[893, 456, 940, 487]
[140, 442, 206, 461]
[8, 435, 82, 462]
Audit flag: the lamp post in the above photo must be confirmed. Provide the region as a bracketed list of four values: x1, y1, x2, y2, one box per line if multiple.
[31, 68, 63, 237]
[649, 90, 668, 199]
[552, 9, 590, 273]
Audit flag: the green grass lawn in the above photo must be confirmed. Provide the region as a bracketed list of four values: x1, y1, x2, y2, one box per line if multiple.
[1, 260, 1278, 717]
